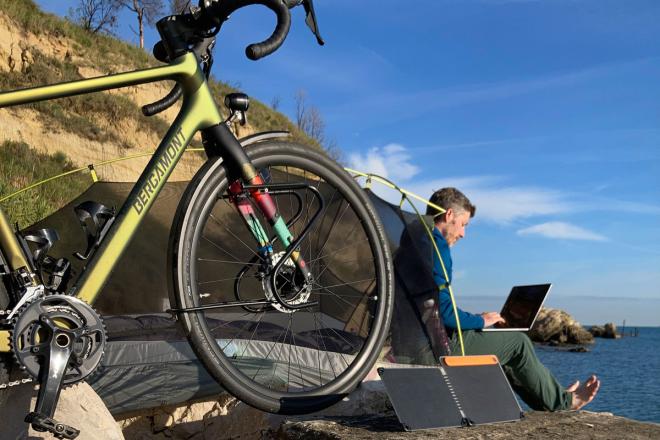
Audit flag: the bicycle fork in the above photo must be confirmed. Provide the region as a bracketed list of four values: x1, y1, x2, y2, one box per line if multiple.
[203, 123, 322, 312]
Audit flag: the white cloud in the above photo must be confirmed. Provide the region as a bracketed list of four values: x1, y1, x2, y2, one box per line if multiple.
[350, 143, 657, 231]
[467, 187, 571, 224]
[348, 143, 420, 183]
[350, 143, 573, 224]
[400, 178, 571, 224]
[517, 222, 608, 241]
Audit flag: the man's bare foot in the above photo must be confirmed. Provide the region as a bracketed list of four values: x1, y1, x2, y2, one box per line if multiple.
[569, 375, 600, 410]
[566, 380, 580, 392]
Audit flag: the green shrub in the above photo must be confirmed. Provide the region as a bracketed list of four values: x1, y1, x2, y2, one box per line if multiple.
[0, 141, 91, 227]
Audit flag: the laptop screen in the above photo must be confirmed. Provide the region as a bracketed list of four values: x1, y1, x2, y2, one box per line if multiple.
[500, 284, 552, 329]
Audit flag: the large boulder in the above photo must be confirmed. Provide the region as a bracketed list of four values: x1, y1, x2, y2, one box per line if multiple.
[2, 381, 124, 439]
[116, 363, 396, 439]
[529, 308, 594, 345]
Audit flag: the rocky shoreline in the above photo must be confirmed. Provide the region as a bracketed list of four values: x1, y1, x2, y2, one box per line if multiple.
[5, 378, 658, 439]
[275, 411, 660, 440]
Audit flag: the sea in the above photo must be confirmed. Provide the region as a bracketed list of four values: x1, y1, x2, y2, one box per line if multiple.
[531, 326, 660, 423]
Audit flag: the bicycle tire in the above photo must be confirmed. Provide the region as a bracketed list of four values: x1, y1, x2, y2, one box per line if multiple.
[169, 141, 393, 414]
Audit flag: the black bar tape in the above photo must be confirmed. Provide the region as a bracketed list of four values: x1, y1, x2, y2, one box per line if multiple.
[142, 84, 183, 116]
[202, 0, 291, 61]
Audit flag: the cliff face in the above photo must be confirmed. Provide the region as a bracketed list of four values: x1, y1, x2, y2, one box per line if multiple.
[0, 1, 307, 184]
[0, 6, 201, 182]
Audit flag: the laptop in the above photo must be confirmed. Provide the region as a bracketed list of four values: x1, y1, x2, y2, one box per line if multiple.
[481, 283, 552, 332]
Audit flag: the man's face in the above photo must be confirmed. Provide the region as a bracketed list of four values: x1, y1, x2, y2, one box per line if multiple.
[440, 208, 471, 247]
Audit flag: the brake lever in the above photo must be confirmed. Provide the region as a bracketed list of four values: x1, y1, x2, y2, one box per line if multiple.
[302, 0, 324, 46]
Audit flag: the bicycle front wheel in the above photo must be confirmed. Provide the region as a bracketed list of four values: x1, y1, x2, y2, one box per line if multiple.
[169, 141, 393, 414]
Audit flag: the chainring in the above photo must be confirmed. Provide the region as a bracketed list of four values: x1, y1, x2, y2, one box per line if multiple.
[10, 295, 106, 386]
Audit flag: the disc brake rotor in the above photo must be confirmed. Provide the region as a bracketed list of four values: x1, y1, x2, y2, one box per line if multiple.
[262, 251, 312, 313]
[11, 295, 106, 385]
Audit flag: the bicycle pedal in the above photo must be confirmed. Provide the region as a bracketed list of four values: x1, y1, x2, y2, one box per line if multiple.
[25, 412, 80, 439]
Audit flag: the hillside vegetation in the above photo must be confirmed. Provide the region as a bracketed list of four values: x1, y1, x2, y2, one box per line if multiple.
[0, 0, 321, 225]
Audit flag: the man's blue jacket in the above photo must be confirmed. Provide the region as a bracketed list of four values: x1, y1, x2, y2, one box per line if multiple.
[432, 227, 485, 330]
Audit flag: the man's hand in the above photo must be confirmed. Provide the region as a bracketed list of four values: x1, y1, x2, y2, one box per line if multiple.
[481, 312, 505, 328]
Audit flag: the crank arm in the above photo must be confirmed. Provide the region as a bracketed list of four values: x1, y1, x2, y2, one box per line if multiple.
[27, 314, 79, 436]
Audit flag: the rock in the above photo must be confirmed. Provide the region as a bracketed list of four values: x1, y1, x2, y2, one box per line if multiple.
[589, 323, 619, 338]
[116, 367, 658, 439]
[274, 411, 660, 439]
[529, 308, 564, 342]
[529, 308, 594, 345]
[116, 363, 398, 439]
[7, 42, 18, 72]
[20, 45, 33, 73]
[2, 381, 125, 439]
[603, 323, 618, 338]
[118, 395, 288, 439]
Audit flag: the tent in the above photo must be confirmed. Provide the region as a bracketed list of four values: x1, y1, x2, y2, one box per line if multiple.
[21, 175, 447, 415]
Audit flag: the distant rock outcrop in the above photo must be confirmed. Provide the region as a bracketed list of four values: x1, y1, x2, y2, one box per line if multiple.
[528, 308, 594, 345]
[589, 322, 619, 338]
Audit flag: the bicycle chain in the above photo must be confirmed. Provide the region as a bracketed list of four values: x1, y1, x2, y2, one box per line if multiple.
[0, 308, 34, 389]
[0, 377, 33, 389]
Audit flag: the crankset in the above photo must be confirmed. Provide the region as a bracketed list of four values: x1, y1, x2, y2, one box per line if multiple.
[10, 294, 106, 439]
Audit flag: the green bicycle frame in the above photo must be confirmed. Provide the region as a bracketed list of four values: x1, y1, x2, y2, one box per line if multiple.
[0, 53, 222, 351]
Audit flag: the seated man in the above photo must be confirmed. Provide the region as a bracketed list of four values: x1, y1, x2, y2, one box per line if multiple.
[428, 187, 600, 411]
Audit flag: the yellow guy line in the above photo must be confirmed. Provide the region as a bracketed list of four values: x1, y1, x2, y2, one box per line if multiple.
[0, 148, 205, 203]
[345, 168, 446, 216]
[346, 169, 465, 357]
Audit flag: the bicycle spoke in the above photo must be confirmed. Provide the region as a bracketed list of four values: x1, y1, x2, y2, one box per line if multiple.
[305, 239, 369, 265]
[311, 312, 353, 370]
[209, 213, 265, 262]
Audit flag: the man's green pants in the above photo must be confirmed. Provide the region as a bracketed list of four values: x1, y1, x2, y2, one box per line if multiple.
[449, 330, 572, 411]
[392, 324, 572, 411]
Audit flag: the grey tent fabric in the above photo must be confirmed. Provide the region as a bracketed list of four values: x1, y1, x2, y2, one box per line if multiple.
[29, 182, 187, 314]
[90, 314, 359, 414]
[25, 181, 450, 414]
[365, 190, 451, 364]
[29, 181, 373, 414]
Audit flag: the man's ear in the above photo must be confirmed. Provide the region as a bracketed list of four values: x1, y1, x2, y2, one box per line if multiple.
[444, 208, 454, 222]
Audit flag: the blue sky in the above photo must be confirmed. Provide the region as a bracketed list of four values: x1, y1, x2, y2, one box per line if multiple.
[37, 1, 659, 325]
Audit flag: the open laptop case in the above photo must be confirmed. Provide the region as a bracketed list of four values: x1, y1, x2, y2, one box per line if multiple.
[481, 283, 552, 332]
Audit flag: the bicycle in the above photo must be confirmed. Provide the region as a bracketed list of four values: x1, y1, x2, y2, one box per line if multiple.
[0, 1, 393, 437]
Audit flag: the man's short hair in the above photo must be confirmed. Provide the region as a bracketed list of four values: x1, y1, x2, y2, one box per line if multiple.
[426, 187, 476, 219]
